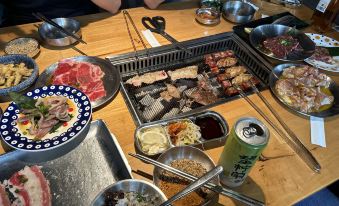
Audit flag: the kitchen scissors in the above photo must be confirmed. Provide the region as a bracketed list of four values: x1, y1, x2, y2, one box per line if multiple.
[142, 16, 192, 55]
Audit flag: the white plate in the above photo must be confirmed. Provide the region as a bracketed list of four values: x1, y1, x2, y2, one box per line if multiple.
[304, 33, 339, 72]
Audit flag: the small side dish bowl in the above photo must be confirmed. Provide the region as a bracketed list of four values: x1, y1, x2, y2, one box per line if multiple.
[153, 146, 219, 206]
[38, 18, 81, 47]
[0, 85, 92, 162]
[195, 8, 221, 25]
[91, 179, 167, 206]
[5, 37, 40, 58]
[222, 1, 255, 24]
[0, 54, 39, 97]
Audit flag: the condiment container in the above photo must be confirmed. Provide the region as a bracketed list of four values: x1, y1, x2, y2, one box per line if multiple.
[134, 110, 229, 157]
[5, 37, 40, 58]
[196, 8, 221, 25]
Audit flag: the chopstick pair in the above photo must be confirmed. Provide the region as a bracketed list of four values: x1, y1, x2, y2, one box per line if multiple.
[122, 10, 150, 61]
[129, 153, 265, 206]
[32, 12, 86, 44]
[234, 82, 321, 173]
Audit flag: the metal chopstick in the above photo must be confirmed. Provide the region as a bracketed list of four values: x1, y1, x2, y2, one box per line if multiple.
[129, 153, 265, 206]
[32, 12, 86, 44]
[233, 85, 321, 173]
[249, 82, 321, 171]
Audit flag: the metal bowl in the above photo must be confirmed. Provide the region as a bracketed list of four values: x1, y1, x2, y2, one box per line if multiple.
[38, 18, 81, 47]
[5, 37, 40, 58]
[269, 63, 339, 118]
[91, 179, 167, 206]
[153, 146, 219, 206]
[195, 8, 221, 25]
[0, 54, 39, 99]
[222, 1, 255, 24]
[249, 24, 315, 62]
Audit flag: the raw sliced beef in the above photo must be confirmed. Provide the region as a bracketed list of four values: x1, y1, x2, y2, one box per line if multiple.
[52, 61, 107, 102]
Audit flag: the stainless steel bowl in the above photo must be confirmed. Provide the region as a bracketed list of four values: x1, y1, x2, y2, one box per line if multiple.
[91, 179, 167, 206]
[222, 1, 255, 24]
[249, 24, 315, 62]
[38, 18, 81, 47]
[153, 146, 219, 206]
[195, 8, 221, 25]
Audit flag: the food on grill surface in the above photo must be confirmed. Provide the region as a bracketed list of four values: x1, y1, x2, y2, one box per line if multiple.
[1, 165, 51, 206]
[0, 63, 33, 88]
[126, 70, 168, 87]
[159, 159, 209, 206]
[275, 65, 334, 113]
[262, 34, 302, 59]
[217, 66, 247, 82]
[195, 116, 224, 140]
[162, 108, 180, 119]
[103, 190, 162, 206]
[10, 92, 76, 140]
[160, 84, 181, 102]
[52, 60, 106, 101]
[308, 46, 337, 65]
[166, 120, 201, 146]
[167, 66, 198, 81]
[188, 77, 218, 106]
[216, 57, 238, 68]
[204, 50, 235, 68]
[137, 126, 170, 155]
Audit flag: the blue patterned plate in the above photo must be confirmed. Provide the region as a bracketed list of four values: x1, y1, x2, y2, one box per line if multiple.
[0, 85, 92, 151]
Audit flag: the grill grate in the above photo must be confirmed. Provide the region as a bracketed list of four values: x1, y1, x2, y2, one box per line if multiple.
[107, 32, 273, 126]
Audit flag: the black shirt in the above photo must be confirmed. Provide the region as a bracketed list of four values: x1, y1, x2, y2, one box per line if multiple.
[1, 0, 99, 27]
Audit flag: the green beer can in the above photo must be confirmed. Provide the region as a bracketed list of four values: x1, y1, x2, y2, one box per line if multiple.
[218, 117, 269, 187]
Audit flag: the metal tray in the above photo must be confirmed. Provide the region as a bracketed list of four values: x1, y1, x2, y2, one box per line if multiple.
[135, 111, 229, 157]
[0, 120, 132, 205]
[108, 32, 272, 125]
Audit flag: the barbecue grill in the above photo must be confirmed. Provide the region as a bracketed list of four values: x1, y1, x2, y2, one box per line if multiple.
[107, 32, 273, 126]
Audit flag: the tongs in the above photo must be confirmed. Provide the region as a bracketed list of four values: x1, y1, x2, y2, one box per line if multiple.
[234, 82, 321, 173]
[122, 10, 150, 61]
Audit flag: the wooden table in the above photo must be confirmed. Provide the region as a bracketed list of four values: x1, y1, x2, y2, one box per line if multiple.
[1, 1, 339, 206]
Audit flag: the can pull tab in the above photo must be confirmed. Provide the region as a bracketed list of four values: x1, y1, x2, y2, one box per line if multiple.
[242, 123, 264, 138]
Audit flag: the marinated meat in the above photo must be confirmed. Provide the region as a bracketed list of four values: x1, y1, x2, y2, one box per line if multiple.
[167, 66, 198, 81]
[216, 57, 237, 68]
[210, 67, 219, 74]
[309, 47, 336, 65]
[189, 89, 218, 106]
[126, 70, 168, 86]
[231, 73, 260, 86]
[212, 50, 235, 60]
[221, 80, 232, 89]
[160, 91, 172, 102]
[0, 184, 10, 206]
[275, 66, 334, 113]
[263, 35, 302, 59]
[52, 61, 106, 102]
[225, 87, 239, 96]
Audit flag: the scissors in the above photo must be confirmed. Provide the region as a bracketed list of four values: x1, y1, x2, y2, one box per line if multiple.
[142, 16, 192, 55]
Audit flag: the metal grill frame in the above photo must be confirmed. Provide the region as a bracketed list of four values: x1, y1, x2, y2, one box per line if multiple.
[107, 32, 273, 126]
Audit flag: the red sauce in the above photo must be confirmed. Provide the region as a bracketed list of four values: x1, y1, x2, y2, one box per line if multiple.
[68, 108, 74, 112]
[195, 116, 223, 140]
[22, 120, 29, 125]
[63, 122, 68, 127]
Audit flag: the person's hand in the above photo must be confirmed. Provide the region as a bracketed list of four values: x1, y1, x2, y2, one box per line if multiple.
[144, 0, 165, 9]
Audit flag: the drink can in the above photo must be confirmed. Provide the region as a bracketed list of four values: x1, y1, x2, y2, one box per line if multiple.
[218, 117, 269, 187]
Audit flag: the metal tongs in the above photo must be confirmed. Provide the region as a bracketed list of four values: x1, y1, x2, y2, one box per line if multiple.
[142, 16, 192, 55]
[129, 153, 265, 206]
[122, 10, 150, 61]
[234, 82, 321, 173]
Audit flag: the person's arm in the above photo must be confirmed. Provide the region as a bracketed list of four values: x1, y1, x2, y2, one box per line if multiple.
[144, 0, 165, 9]
[91, 0, 121, 14]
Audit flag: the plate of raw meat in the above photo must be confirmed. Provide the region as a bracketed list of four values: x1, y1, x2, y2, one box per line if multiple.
[269, 63, 339, 117]
[35, 56, 120, 109]
[249, 24, 315, 62]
